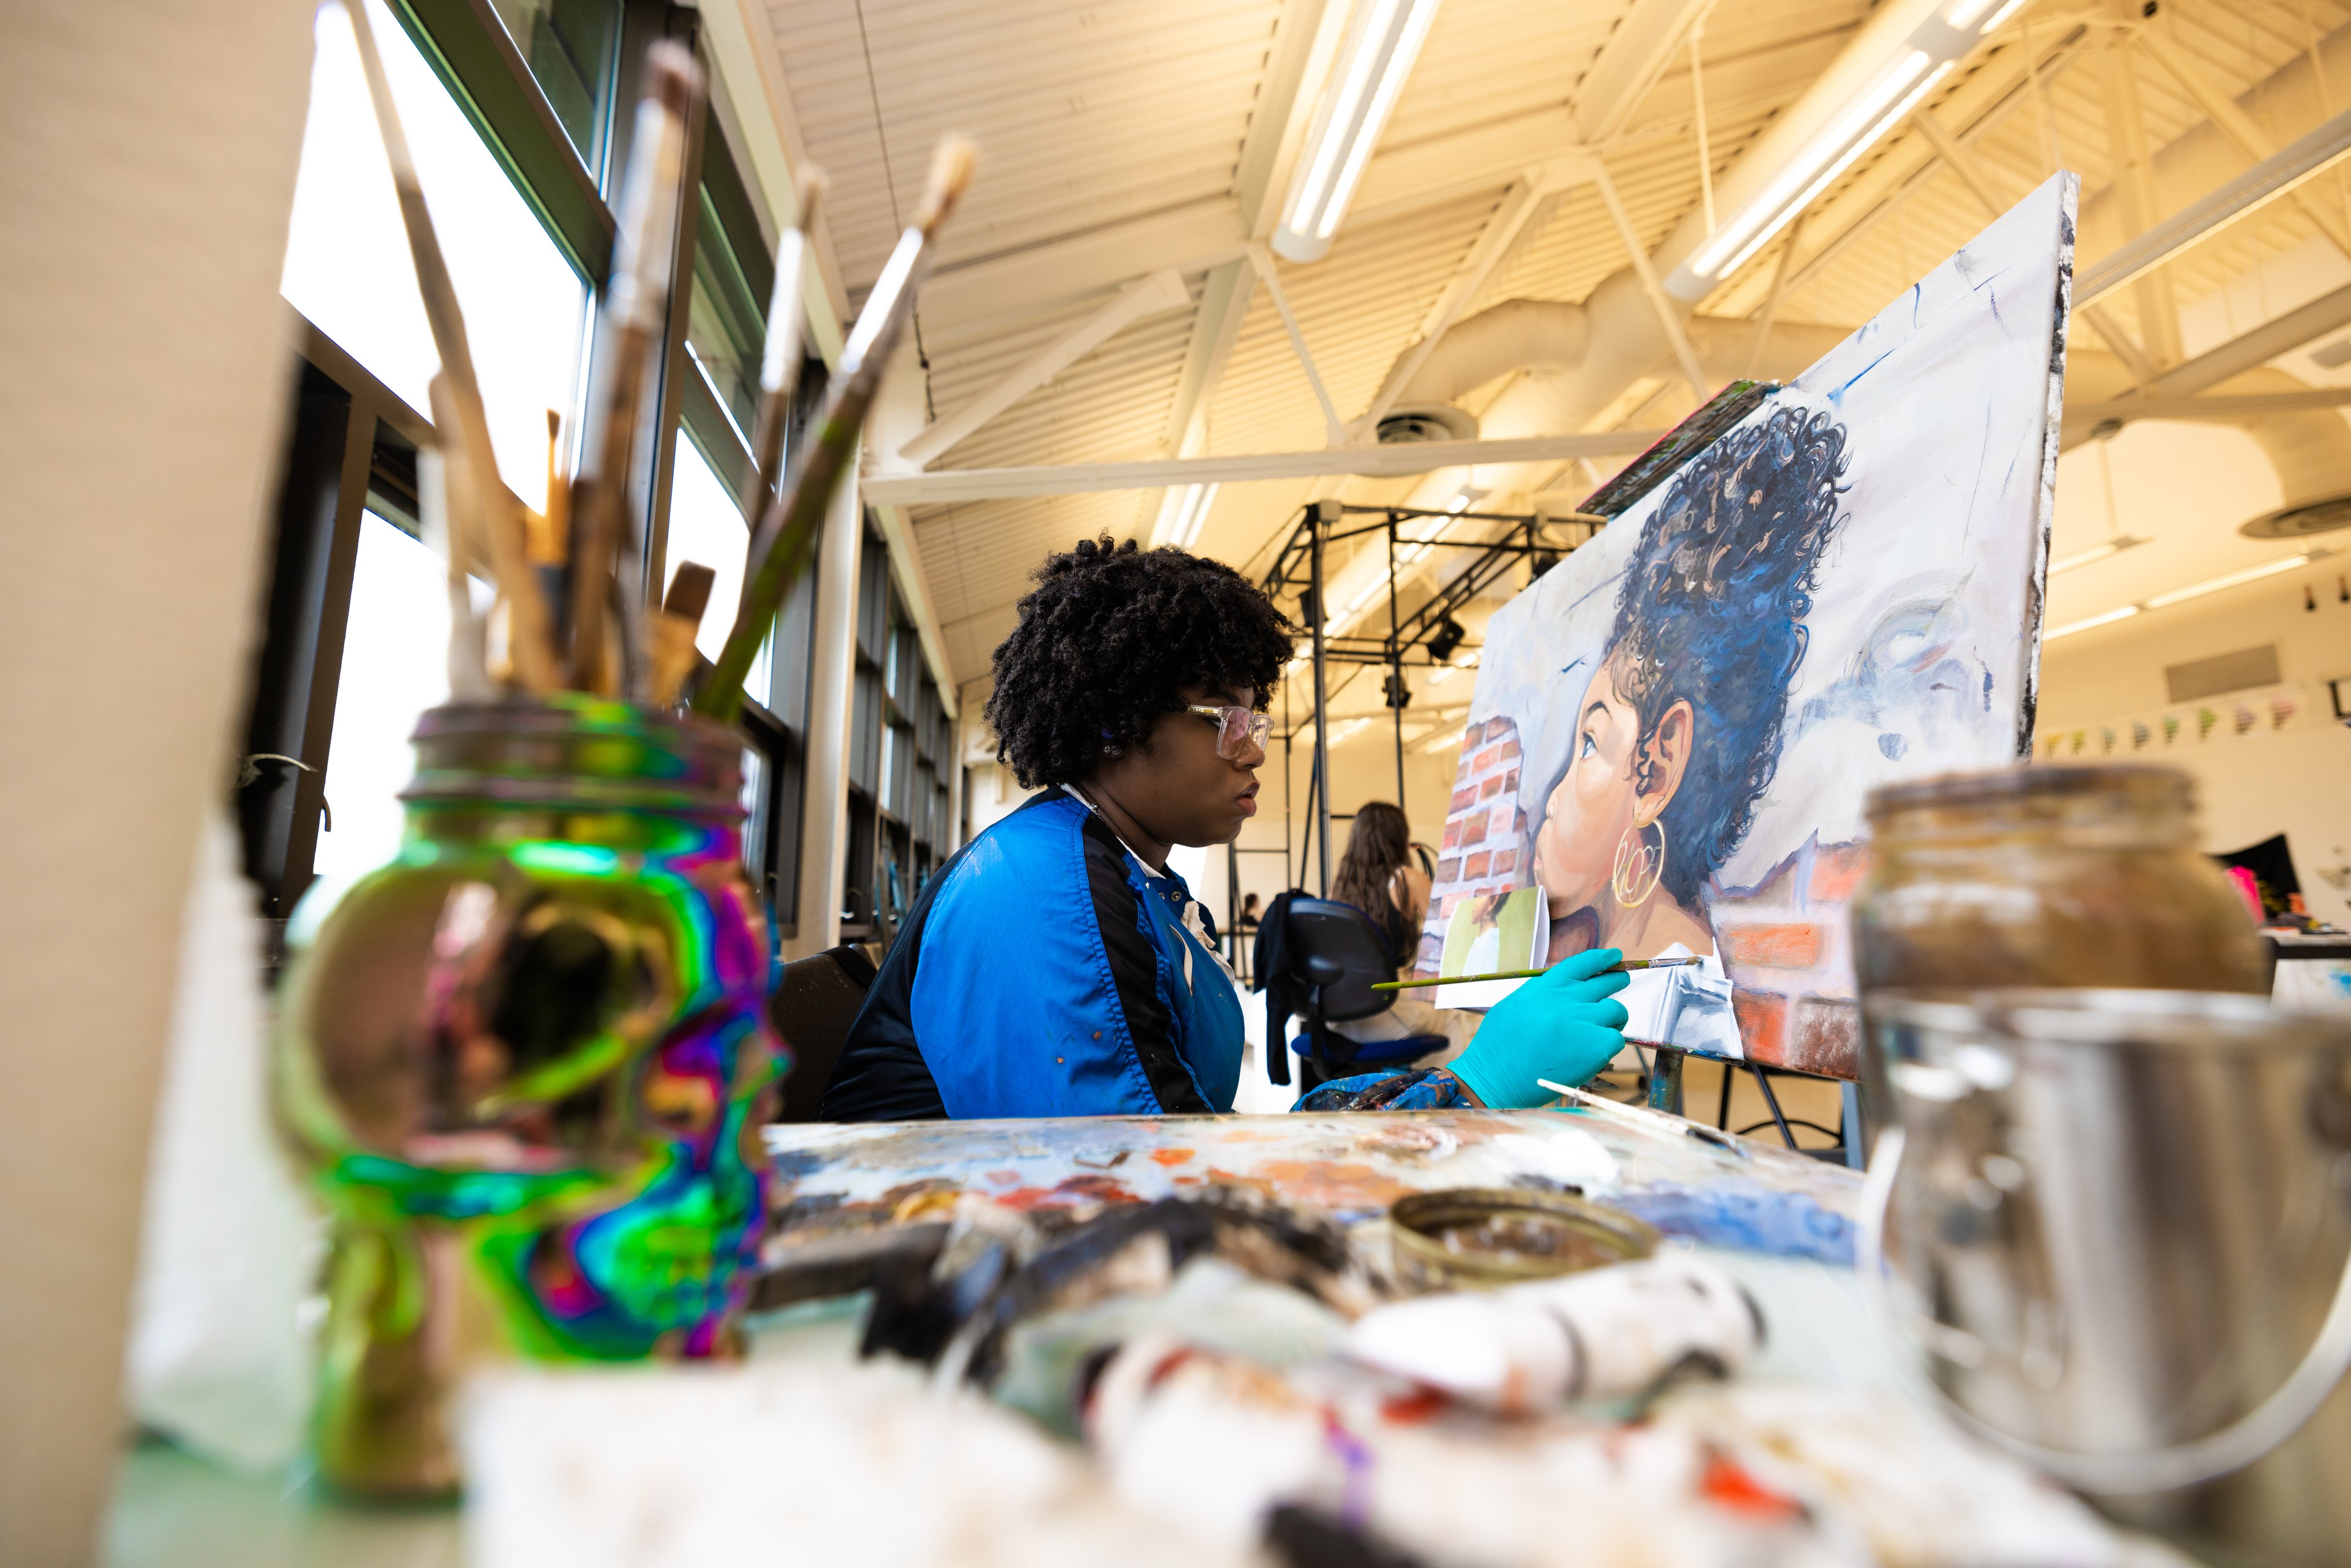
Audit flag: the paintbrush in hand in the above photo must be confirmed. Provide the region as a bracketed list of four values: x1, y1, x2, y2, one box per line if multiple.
[1373, 956, 1705, 991]
[565, 41, 701, 697]
[736, 164, 827, 535]
[647, 561, 716, 707]
[342, 0, 556, 692]
[696, 135, 977, 725]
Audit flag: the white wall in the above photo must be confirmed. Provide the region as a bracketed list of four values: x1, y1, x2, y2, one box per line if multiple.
[1213, 715, 1461, 930]
[2037, 550, 2351, 928]
[0, 1, 316, 1558]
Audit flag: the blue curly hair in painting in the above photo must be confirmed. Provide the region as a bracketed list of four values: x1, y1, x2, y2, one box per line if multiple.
[1608, 404, 1849, 905]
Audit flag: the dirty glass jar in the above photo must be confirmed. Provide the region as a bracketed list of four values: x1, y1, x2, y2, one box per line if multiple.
[1851, 764, 2269, 997]
[273, 695, 784, 1499]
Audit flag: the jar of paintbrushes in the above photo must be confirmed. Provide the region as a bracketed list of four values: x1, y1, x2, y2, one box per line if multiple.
[279, 3, 978, 1497]
[273, 695, 783, 1496]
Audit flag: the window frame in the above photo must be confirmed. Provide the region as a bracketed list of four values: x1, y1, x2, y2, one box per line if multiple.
[243, 0, 822, 954]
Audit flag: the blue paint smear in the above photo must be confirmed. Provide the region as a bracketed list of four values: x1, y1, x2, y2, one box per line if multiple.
[1828, 343, 1900, 403]
[767, 1148, 828, 1181]
[1612, 1181, 1857, 1265]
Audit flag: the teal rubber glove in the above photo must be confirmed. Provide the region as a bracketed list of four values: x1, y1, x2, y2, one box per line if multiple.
[1447, 947, 1631, 1109]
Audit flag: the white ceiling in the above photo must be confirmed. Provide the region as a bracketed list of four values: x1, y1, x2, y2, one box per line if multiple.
[743, 0, 2351, 697]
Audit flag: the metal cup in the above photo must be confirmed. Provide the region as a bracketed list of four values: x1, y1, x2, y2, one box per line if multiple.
[1859, 989, 2351, 1567]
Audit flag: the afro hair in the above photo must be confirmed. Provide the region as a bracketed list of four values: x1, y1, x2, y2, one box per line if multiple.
[986, 535, 1292, 788]
[1606, 403, 1850, 905]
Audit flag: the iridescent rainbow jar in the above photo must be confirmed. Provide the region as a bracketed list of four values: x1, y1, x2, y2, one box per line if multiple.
[273, 695, 784, 1498]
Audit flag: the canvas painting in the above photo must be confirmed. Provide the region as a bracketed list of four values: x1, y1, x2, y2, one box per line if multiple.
[1421, 175, 2077, 1079]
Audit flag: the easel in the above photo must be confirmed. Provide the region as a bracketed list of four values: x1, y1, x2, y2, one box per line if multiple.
[1642, 1046, 1866, 1169]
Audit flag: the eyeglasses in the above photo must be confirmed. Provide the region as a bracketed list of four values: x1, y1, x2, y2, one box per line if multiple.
[1187, 704, 1272, 760]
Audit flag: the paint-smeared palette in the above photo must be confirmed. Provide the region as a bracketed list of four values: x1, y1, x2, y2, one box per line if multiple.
[764, 1104, 1860, 1265]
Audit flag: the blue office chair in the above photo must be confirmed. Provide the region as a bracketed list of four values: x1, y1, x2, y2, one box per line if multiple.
[1278, 898, 1449, 1088]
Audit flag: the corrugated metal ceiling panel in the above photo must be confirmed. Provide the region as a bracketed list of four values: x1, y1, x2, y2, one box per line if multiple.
[766, 0, 1282, 297]
[752, 0, 2351, 685]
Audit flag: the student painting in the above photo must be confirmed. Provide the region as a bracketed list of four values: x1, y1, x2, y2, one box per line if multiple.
[821, 537, 1629, 1120]
[1327, 802, 1474, 1063]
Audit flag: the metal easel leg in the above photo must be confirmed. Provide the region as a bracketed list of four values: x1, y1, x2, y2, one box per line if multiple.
[1749, 1064, 1799, 1150]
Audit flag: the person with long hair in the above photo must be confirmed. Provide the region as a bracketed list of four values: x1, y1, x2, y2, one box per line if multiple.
[1330, 802, 1425, 963]
[1328, 801, 1473, 1062]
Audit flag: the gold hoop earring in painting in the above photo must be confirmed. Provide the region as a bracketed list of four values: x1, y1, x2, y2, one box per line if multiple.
[1611, 818, 1666, 907]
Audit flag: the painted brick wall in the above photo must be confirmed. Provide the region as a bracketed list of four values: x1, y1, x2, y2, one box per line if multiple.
[1417, 706, 1867, 1078]
[1708, 837, 1866, 1078]
[1417, 715, 1528, 974]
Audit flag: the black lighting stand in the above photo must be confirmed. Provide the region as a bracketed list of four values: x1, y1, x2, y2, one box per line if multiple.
[1256, 500, 1599, 891]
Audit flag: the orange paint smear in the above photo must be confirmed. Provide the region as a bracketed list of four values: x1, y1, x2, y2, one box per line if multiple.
[1207, 1159, 1416, 1215]
[1700, 1452, 1806, 1521]
[1150, 1147, 1195, 1166]
[992, 1174, 1146, 1212]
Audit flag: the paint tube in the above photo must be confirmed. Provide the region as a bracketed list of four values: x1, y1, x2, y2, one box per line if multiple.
[1343, 1252, 1762, 1412]
[1081, 1335, 1867, 1567]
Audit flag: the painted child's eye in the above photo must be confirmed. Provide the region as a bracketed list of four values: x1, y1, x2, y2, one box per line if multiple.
[1579, 731, 1597, 759]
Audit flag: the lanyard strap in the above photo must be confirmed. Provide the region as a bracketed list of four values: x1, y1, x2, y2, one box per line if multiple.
[1065, 785, 1240, 995]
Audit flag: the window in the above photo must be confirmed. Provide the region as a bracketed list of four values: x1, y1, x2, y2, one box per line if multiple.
[485, 0, 621, 174]
[309, 512, 491, 894]
[249, 0, 826, 951]
[280, 0, 588, 511]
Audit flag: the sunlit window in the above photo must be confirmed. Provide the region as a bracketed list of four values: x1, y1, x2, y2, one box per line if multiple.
[309, 513, 491, 897]
[663, 439, 770, 687]
[280, 0, 587, 511]
[664, 441, 771, 827]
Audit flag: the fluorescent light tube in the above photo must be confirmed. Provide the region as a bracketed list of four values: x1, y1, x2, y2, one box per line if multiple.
[2043, 550, 2326, 639]
[2145, 552, 2312, 609]
[1274, 0, 1443, 262]
[1691, 50, 1929, 281]
[2043, 605, 2140, 640]
[2048, 535, 2150, 574]
[1169, 483, 1219, 550]
[1968, 0, 2029, 32]
[1711, 56, 1955, 280]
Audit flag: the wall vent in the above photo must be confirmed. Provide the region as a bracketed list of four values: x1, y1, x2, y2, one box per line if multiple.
[2165, 644, 2282, 703]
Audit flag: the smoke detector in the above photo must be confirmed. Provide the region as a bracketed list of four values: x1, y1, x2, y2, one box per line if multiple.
[2241, 494, 2351, 540]
[1375, 403, 1478, 445]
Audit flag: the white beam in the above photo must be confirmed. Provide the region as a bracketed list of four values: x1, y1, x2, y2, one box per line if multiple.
[2100, 36, 2184, 366]
[1360, 175, 1558, 434]
[1910, 105, 2002, 215]
[921, 103, 1591, 332]
[1141, 0, 1340, 543]
[1145, 253, 1259, 542]
[1591, 160, 1708, 401]
[1248, 243, 1350, 448]
[866, 431, 1671, 505]
[897, 270, 1187, 469]
[2134, 28, 2351, 262]
[2069, 389, 2351, 421]
[698, 0, 848, 362]
[1234, 0, 1344, 236]
[1349, 108, 1578, 226]
[2075, 102, 2351, 304]
[918, 200, 1247, 330]
[1574, 0, 1716, 143]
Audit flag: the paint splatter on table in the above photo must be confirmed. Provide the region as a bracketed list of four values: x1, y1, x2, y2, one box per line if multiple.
[764, 1104, 1860, 1265]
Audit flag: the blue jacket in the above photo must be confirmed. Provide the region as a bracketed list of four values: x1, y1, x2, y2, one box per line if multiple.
[821, 788, 1245, 1119]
